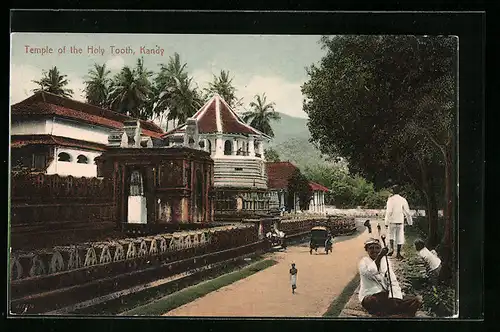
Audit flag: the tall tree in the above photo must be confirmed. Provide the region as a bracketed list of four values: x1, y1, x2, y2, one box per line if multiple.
[242, 93, 281, 137]
[32, 66, 74, 97]
[153, 53, 203, 129]
[302, 35, 456, 284]
[205, 70, 243, 109]
[264, 148, 281, 162]
[287, 169, 312, 211]
[108, 57, 153, 120]
[83, 63, 111, 107]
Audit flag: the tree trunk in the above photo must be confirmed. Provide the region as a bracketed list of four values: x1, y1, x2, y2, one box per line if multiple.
[439, 143, 454, 285]
[425, 175, 439, 248]
[416, 158, 439, 247]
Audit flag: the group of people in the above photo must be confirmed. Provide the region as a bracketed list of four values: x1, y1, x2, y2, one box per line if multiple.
[358, 185, 443, 317]
[287, 185, 443, 316]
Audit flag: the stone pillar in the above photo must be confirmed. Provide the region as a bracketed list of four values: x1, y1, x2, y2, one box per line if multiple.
[258, 140, 264, 158]
[315, 192, 319, 212]
[323, 193, 326, 213]
[181, 197, 189, 222]
[233, 138, 238, 155]
[215, 136, 223, 157]
[248, 137, 255, 157]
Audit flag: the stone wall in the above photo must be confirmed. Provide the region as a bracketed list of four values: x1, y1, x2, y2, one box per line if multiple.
[10, 224, 261, 314]
[10, 173, 114, 225]
[325, 207, 435, 218]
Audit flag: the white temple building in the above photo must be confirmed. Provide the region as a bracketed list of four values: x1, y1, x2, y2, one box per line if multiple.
[10, 92, 164, 177]
[163, 94, 271, 214]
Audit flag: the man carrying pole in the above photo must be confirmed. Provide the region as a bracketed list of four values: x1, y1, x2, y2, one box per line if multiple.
[384, 185, 413, 259]
[358, 238, 422, 317]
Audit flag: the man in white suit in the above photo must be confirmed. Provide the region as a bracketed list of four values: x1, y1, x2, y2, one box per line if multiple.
[384, 185, 413, 259]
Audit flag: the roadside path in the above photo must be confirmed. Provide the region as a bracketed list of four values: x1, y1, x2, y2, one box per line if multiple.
[163, 221, 376, 317]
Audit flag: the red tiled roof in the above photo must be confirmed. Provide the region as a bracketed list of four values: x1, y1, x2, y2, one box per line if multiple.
[266, 161, 299, 189]
[266, 162, 330, 192]
[11, 134, 108, 152]
[309, 181, 330, 192]
[11, 92, 164, 138]
[163, 94, 269, 138]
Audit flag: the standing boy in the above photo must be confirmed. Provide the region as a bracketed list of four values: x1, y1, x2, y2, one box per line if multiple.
[290, 263, 298, 294]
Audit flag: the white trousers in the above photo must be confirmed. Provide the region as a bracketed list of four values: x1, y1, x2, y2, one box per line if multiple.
[389, 223, 405, 245]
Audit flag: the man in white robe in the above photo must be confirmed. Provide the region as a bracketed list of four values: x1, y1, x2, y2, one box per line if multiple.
[384, 185, 413, 259]
[358, 238, 422, 317]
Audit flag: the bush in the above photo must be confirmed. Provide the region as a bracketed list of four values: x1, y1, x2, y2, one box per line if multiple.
[398, 227, 456, 317]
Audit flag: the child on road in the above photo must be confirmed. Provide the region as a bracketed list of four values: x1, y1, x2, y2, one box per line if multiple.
[290, 263, 298, 294]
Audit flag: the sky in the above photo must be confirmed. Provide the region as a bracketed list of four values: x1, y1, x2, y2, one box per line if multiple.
[10, 33, 327, 119]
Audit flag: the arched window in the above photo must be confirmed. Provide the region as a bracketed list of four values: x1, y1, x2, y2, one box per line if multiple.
[129, 170, 144, 196]
[255, 142, 261, 157]
[207, 140, 212, 153]
[199, 140, 205, 149]
[224, 140, 232, 155]
[77, 155, 89, 164]
[58, 152, 71, 162]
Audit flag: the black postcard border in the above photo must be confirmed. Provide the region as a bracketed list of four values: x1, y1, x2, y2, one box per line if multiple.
[7, 9, 485, 331]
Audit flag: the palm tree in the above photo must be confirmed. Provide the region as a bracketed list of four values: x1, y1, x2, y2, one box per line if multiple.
[170, 77, 205, 125]
[242, 93, 281, 137]
[108, 57, 153, 120]
[154, 53, 203, 129]
[205, 70, 243, 110]
[83, 63, 111, 107]
[32, 66, 74, 97]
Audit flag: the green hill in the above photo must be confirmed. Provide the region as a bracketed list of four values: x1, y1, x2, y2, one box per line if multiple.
[267, 113, 335, 171]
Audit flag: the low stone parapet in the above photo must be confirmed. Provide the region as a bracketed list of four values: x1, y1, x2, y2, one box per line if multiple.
[10, 224, 256, 283]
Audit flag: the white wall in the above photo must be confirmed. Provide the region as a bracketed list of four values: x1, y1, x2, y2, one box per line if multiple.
[11, 119, 48, 135]
[46, 147, 100, 178]
[323, 207, 442, 218]
[308, 191, 326, 215]
[51, 118, 110, 145]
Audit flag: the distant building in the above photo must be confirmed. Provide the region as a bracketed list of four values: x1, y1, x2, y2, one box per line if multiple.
[10, 92, 164, 177]
[163, 94, 271, 216]
[266, 161, 328, 214]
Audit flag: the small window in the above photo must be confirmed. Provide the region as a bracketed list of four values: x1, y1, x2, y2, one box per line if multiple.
[199, 141, 205, 148]
[235, 167, 243, 171]
[224, 140, 232, 155]
[58, 152, 71, 162]
[77, 155, 89, 164]
[33, 154, 47, 170]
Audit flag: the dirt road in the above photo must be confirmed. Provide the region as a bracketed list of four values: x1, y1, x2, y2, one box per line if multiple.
[163, 220, 378, 317]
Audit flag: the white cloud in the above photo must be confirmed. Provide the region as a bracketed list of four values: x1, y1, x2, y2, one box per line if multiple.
[238, 75, 307, 119]
[10, 64, 86, 104]
[66, 73, 86, 102]
[10, 64, 40, 104]
[190, 69, 213, 91]
[105, 56, 125, 71]
[190, 69, 307, 119]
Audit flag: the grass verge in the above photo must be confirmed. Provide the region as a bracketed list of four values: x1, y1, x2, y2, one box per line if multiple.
[322, 273, 360, 317]
[398, 227, 456, 317]
[121, 258, 277, 316]
[71, 254, 267, 315]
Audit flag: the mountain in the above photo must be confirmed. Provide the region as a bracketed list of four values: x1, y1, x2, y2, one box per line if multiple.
[268, 113, 311, 146]
[267, 113, 334, 171]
